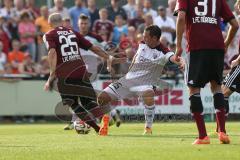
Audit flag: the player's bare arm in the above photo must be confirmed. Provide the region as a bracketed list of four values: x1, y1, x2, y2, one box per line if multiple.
[224, 19, 239, 52]
[89, 45, 125, 64]
[175, 11, 186, 61]
[44, 48, 57, 91]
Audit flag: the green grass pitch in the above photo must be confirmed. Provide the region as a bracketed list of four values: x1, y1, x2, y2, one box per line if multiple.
[0, 122, 240, 160]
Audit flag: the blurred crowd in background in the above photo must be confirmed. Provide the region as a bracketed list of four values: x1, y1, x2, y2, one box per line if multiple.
[0, 0, 239, 79]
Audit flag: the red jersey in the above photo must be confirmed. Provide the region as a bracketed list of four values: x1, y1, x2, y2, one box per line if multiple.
[43, 26, 93, 79]
[175, 0, 235, 52]
[92, 19, 114, 41]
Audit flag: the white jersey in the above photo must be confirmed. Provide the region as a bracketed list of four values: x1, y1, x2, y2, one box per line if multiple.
[79, 32, 105, 80]
[118, 42, 174, 88]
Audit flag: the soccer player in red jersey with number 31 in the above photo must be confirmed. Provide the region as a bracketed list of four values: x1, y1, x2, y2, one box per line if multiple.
[175, 0, 239, 144]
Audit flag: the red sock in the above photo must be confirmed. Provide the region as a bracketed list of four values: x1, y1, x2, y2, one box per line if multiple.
[192, 112, 207, 139]
[216, 108, 226, 133]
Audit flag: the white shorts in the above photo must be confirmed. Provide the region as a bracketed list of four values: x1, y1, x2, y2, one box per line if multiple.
[103, 81, 154, 100]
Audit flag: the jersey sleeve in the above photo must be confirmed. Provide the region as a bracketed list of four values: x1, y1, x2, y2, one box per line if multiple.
[220, 0, 235, 22]
[164, 52, 174, 64]
[74, 32, 93, 50]
[43, 33, 57, 51]
[154, 43, 174, 65]
[174, 0, 188, 16]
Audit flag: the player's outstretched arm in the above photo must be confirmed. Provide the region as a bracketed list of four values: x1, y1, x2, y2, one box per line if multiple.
[175, 11, 186, 61]
[90, 46, 126, 63]
[90, 45, 126, 72]
[44, 48, 57, 91]
[224, 19, 239, 52]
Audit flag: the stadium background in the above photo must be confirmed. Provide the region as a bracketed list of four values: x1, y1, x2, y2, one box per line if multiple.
[0, 0, 239, 123]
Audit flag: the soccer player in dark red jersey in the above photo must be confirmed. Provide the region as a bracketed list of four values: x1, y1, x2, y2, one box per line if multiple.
[43, 13, 125, 135]
[175, 0, 239, 144]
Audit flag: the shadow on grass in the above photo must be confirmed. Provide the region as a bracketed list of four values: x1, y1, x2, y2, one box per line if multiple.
[0, 145, 35, 148]
[108, 134, 196, 139]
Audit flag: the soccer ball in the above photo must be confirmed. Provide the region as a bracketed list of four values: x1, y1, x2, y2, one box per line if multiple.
[73, 120, 91, 134]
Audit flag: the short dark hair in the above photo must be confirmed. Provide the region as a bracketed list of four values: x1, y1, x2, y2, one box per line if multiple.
[79, 14, 89, 20]
[20, 11, 30, 20]
[145, 25, 162, 40]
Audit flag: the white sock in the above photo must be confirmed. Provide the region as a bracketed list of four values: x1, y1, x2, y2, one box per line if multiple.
[110, 109, 117, 117]
[71, 113, 79, 122]
[144, 105, 155, 128]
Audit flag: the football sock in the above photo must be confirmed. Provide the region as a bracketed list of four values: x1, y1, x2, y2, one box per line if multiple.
[224, 97, 229, 117]
[216, 97, 229, 132]
[71, 113, 78, 122]
[190, 93, 207, 139]
[110, 109, 117, 118]
[213, 93, 226, 133]
[144, 105, 155, 128]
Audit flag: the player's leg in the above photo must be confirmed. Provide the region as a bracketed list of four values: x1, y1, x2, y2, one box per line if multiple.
[97, 89, 118, 135]
[210, 81, 230, 144]
[213, 85, 233, 133]
[210, 81, 226, 133]
[57, 78, 103, 133]
[64, 110, 78, 130]
[187, 51, 209, 144]
[189, 86, 209, 144]
[141, 89, 155, 135]
[109, 109, 122, 127]
[97, 81, 130, 135]
[209, 50, 230, 144]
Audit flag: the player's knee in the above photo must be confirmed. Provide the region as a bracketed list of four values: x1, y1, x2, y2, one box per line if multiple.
[188, 87, 200, 96]
[210, 81, 221, 93]
[189, 93, 203, 113]
[97, 92, 112, 106]
[142, 90, 155, 106]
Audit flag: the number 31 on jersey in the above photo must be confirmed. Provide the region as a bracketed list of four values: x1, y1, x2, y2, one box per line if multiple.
[195, 0, 216, 17]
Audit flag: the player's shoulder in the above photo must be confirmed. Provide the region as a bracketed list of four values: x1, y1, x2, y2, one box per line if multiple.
[154, 43, 170, 54]
[44, 28, 56, 36]
[139, 41, 170, 54]
[87, 32, 103, 42]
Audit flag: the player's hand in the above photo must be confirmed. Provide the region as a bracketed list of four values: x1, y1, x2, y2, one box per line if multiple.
[178, 57, 185, 71]
[231, 59, 240, 68]
[175, 46, 183, 62]
[44, 81, 50, 91]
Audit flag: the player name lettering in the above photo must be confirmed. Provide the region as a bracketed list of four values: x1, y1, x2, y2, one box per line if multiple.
[62, 54, 81, 62]
[57, 30, 73, 36]
[192, 16, 217, 24]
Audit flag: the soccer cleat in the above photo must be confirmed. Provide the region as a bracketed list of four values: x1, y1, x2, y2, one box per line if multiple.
[64, 122, 74, 130]
[99, 115, 110, 136]
[192, 136, 210, 145]
[218, 132, 230, 144]
[143, 127, 152, 135]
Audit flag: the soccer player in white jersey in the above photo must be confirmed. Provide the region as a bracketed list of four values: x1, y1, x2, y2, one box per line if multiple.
[97, 25, 184, 135]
